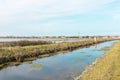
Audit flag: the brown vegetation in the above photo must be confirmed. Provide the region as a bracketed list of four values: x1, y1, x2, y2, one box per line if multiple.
[0, 40, 52, 47]
[0, 39, 115, 64]
[76, 41, 120, 80]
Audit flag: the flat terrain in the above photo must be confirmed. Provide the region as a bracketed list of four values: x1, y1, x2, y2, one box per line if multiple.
[76, 41, 120, 80]
[0, 39, 113, 65]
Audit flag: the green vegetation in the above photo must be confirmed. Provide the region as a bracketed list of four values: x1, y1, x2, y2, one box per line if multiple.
[79, 52, 85, 54]
[76, 41, 120, 80]
[75, 58, 84, 61]
[0, 39, 114, 64]
[99, 46, 110, 51]
[30, 64, 42, 70]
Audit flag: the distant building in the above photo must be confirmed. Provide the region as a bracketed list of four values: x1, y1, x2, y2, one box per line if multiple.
[94, 36, 97, 42]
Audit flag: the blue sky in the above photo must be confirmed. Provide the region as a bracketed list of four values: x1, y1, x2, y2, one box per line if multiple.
[0, 0, 120, 36]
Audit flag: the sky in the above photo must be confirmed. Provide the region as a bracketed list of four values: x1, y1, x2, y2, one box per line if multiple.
[0, 0, 120, 36]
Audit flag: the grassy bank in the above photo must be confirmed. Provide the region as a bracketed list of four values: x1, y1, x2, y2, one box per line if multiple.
[76, 40, 120, 80]
[0, 39, 114, 64]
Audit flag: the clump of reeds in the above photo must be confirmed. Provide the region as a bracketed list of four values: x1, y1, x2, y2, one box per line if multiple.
[0, 39, 115, 64]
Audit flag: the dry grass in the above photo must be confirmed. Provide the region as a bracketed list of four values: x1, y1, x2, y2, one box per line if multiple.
[0, 40, 52, 47]
[76, 41, 120, 80]
[0, 39, 113, 64]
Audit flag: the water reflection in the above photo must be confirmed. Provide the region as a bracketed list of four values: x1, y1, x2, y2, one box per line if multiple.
[29, 64, 42, 70]
[93, 44, 97, 49]
[0, 41, 116, 80]
[74, 58, 84, 61]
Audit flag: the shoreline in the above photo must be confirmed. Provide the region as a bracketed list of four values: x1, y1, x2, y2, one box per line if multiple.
[0, 39, 117, 66]
[75, 40, 120, 80]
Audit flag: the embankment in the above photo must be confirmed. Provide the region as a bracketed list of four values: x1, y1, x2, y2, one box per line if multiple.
[75, 40, 120, 80]
[0, 39, 116, 64]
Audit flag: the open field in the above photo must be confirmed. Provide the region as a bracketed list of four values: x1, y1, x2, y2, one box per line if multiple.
[75, 40, 120, 80]
[0, 36, 91, 42]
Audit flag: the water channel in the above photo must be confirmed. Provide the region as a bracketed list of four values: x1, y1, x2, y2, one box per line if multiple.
[0, 41, 116, 80]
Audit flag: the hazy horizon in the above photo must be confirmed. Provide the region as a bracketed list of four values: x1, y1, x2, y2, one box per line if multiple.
[0, 0, 120, 36]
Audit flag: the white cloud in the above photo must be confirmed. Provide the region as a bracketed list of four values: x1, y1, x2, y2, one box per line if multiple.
[0, 0, 116, 25]
[1, 0, 120, 36]
[111, 6, 120, 21]
[113, 13, 120, 21]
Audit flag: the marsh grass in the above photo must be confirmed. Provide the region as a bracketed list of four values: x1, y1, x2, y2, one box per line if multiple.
[79, 52, 85, 54]
[0, 39, 114, 64]
[92, 46, 111, 52]
[99, 46, 110, 51]
[29, 64, 42, 70]
[76, 41, 120, 80]
[75, 58, 84, 61]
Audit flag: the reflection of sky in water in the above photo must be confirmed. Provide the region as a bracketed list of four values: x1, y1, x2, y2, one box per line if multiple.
[0, 41, 116, 80]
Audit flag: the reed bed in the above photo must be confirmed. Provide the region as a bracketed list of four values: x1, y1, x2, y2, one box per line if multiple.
[0, 39, 114, 64]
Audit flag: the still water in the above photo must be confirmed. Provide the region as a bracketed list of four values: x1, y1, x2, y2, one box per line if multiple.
[0, 41, 116, 80]
[0, 38, 91, 42]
